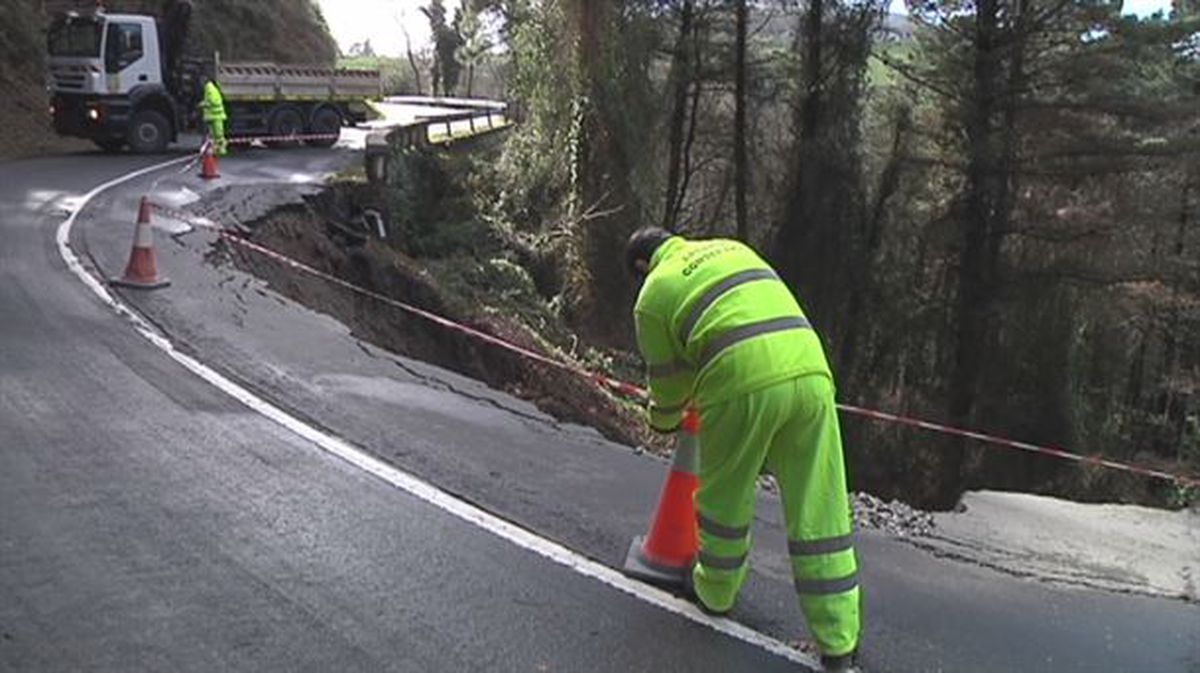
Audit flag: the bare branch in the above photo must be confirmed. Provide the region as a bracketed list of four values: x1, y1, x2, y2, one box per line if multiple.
[869, 50, 962, 101]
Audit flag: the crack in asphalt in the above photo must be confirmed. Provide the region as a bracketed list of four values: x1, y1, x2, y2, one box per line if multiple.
[351, 339, 565, 432]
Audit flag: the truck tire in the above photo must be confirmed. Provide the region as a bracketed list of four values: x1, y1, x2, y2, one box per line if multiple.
[127, 110, 170, 154]
[305, 107, 341, 147]
[267, 106, 304, 148]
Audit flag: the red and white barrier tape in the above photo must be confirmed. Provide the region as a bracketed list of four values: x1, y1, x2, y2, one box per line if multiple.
[838, 404, 1196, 487]
[147, 200, 1200, 489]
[226, 133, 340, 145]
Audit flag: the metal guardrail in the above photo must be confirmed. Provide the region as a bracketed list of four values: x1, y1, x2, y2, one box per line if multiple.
[364, 104, 513, 183]
[384, 96, 506, 111]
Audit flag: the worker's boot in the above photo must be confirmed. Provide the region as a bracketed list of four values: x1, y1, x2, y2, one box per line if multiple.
[820, 651, 860, 672]
[682, 563, 731, 616]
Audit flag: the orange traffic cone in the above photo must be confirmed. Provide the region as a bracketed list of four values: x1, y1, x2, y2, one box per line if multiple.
[111, 197, 170, 289]
[200, 142, 220, 180]
[623, 408, 701, 588]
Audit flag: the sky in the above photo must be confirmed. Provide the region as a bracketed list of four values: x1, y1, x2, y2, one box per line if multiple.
[887, 0, 1174, 17]
[317, 0, 432, 58]
[319, 0, 1178, 59]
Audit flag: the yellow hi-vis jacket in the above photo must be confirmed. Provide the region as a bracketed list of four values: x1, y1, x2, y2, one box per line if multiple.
[202, 81, 227, 122]
[634, 236, 832, 431]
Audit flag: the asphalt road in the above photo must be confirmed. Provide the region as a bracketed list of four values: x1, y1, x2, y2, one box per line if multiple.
[0, 150, 807, 673]
[2, 139, 1198, 673]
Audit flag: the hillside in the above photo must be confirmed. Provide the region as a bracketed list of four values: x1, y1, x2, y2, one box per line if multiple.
[0, 0, 338, 159]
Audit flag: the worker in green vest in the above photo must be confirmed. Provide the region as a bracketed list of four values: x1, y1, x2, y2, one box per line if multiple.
[626, 227, 861, 672]
[200, 77, 228, 156]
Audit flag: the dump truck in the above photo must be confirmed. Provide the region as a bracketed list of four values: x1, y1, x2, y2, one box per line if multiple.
[46, 1, 381, 153]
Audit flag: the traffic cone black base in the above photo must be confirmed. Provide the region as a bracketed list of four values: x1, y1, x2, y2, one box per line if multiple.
[622, 535, 691, 589]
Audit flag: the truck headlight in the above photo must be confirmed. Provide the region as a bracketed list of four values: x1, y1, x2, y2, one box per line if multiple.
[87, 107, 101, 121]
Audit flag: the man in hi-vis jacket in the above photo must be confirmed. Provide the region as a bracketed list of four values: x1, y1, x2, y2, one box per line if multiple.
[201, 77, 228, 156]
[625, 226, 861, 672]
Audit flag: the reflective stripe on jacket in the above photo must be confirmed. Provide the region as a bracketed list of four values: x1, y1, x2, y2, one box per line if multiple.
[633, 236, 832, 431]
[202, 81, 227, 122]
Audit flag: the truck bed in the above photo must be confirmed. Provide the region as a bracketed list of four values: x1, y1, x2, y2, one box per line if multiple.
[218, 62, 381, 102]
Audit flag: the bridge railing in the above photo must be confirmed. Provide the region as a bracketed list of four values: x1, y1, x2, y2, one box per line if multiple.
[364, 103, 513, 183]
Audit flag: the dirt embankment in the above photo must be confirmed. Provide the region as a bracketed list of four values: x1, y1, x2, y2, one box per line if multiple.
[216, 181, 669, 454]
[0, 70, 87, 160]
[1, 1, 84, 159]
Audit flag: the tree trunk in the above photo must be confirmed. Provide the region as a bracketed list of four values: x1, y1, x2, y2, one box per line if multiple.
[662, 0, 694, 230]
[566, 0, 639, 348]
[405, 32, 424, 95]
[733, 0, 749, 240]
[838, 106, 910, 380]
[774, 0, 824, 281]
[941, 0, 1022, 508]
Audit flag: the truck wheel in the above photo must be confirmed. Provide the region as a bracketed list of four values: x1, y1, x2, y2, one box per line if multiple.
[93, 138, 126, 153]
[127, 110, 170, 154]
[305, 107, 341, 147]
[267, 106, 304, 148]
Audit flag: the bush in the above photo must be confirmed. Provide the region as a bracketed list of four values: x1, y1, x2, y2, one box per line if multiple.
[386, 145, 488, 258]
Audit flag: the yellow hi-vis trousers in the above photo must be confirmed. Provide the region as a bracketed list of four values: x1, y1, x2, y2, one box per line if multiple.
[692, 374, 861, 657]
[206, 118, 227, 156]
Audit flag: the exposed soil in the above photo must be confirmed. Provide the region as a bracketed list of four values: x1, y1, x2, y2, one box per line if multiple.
[214, 180, 673, 456]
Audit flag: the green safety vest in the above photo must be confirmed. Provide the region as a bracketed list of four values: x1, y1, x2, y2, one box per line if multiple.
[634, 236, 832, 431]
[202, 81, 227, 122]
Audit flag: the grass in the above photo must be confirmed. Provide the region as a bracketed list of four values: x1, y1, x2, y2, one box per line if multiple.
[868, 41, 916, 89]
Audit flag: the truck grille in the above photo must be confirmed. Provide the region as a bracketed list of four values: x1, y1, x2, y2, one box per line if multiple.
[53, 74, 87, 90]
[49, 64, 96, 91]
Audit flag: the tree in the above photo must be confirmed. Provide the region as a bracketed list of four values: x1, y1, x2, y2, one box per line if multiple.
[869, 0, 1200, 505]
[771, 0, 882, 360]
[733, 0, 749, 240]
[457, 0, 491, 97]
[403, 26, 425, 95]
[422, 0, 465, 95]
[662, 0, 696, 230]
[347, 39, 376, 58]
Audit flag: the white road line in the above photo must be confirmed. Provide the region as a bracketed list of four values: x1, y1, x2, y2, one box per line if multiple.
[55, 158, 820, 670]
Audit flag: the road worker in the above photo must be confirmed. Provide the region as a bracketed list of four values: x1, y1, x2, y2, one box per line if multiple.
[200, 77, 228, 156]
[626, 226, 861, 672]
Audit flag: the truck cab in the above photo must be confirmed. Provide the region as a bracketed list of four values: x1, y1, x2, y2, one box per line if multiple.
[48, 11, 179, 152]
[47, 3, 379, 154]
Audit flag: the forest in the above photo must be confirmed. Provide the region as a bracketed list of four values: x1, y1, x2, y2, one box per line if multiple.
[8, 0, 1198, 508]
[412, 0, 1200, 508]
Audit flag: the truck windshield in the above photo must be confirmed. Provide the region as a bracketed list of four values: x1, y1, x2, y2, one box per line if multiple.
[48, 18, 104, 58]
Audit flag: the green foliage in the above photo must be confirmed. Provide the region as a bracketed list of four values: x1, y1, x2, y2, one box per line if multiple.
[386, 146, 488, 258]
[189, 0, 338, 63]
[339, 55, 421, 95]
[487, 1, 576, 230]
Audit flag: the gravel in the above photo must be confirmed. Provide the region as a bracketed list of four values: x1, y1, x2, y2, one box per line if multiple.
[757, 475, 936, 538]
[852, 492, 936, 537]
